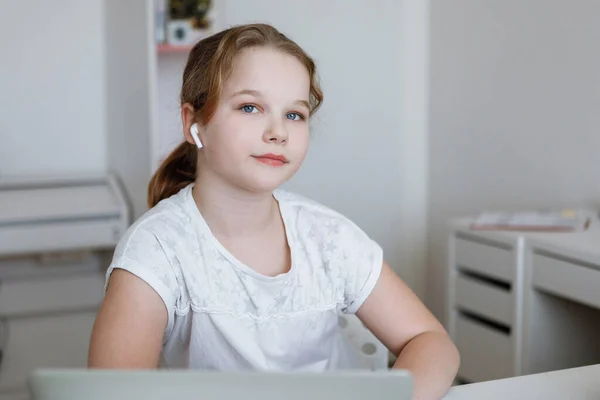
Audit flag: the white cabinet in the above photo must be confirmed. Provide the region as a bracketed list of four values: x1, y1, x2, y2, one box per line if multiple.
[447, 229, 525, 383]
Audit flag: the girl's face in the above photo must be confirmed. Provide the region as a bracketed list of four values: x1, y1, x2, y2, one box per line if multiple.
[193, 46, 312, 193]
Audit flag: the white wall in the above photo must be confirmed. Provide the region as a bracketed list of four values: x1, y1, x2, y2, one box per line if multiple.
[104, 0, 157, 219]
[155, 55, 188, 166]
[154, 0, 429, 291]
[0, 1, 106, 177]
[427, 0, 600, 322]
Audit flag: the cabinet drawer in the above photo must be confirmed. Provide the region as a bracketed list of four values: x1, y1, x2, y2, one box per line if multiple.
[454, 274, 512, 326]
[0, 311, 96, 391]
[532, 253, 600, 309]
[0, 273, 104, 317]
[455, 314, 513, 382]
[455, 237, 513, 283]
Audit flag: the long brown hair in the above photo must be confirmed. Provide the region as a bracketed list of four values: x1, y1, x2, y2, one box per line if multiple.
[147, 23, 324, 208]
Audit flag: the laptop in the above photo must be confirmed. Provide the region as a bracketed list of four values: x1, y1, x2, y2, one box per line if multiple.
[27, 368, 412, 400]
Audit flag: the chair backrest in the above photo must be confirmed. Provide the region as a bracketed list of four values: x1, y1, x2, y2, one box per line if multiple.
[337, 313, 389, 370]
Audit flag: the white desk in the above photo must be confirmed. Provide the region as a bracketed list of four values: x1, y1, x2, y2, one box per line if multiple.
[447, 216, 600, 382]
[445, 364, 600, 400]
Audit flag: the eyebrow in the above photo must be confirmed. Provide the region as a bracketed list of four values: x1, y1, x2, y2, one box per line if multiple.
[230, 89, 310, 111]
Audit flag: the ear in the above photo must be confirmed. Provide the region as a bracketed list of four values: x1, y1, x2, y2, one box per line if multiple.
[181, 103, 205, 147]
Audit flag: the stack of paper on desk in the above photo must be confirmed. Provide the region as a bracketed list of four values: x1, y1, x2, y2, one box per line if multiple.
[470, 209, 592, 232]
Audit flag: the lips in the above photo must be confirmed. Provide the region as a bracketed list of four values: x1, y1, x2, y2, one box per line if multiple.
[253, 153, 289, 167]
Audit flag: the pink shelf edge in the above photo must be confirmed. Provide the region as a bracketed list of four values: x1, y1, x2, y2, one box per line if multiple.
[157, 44, 194, 54]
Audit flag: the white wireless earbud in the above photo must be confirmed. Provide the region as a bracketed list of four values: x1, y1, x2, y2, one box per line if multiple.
[190, 123, 203, 149]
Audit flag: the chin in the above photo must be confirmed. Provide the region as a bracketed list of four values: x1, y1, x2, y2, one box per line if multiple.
[244, 178, 287, 193]
[242, 170, 294, 193]
[229, 161, 301, 193]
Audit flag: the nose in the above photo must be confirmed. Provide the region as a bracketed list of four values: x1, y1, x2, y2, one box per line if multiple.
[263, 117, 288, 145]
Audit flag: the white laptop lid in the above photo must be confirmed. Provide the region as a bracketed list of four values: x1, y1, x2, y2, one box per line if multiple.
[28, 368, 412, 400]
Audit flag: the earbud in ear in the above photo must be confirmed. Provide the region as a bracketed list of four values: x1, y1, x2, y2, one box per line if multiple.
[190, 123, 203, 149]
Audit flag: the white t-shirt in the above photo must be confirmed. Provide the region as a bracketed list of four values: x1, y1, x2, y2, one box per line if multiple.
[104, 183, 383, 371]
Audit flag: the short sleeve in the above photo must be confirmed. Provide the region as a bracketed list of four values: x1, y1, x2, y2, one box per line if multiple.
[337, 220, 384, 314]
[104, 224, 179, 341]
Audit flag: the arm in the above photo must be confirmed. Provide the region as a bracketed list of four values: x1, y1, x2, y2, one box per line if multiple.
[356, 261, 460, 400]
[88, 269, 167, 369]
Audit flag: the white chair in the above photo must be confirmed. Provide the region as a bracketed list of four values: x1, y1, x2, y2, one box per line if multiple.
[337, 313, 390, 370]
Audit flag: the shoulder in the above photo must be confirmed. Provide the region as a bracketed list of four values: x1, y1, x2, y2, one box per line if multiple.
[106, 187, 195, 337]
[114, 184, 194, 258]
[274, 189, 373, 245]
[107, 185, 195, 297]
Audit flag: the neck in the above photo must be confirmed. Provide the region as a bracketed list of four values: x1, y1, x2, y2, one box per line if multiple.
[192, 169, 278, 238]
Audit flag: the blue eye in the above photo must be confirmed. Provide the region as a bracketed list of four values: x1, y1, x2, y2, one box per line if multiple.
[286, 112, 303, 121]
[241, 105, 258, 113]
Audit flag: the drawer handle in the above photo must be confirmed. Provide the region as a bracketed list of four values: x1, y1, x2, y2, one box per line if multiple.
[458, 310, 511, 335]
[458, 268, 511, 291]
[0, 280, 5, 374]
[0, 318, 6, 373]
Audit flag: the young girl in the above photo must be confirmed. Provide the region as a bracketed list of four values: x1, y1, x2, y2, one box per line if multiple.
[88, 23, 459, 400]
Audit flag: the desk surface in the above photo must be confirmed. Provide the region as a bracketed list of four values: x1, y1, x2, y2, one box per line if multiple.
[526, 220, 600, 266]
[451, 216, 600, 265]
[444, 364, 600, 400]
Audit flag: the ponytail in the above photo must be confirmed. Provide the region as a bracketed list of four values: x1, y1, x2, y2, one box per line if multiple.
[147, 142, 197, 208]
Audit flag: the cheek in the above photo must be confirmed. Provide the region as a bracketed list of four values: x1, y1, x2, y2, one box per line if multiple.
[205, 114, 255, 156]
[289, 125, 311, 156]
[206, 135, 250, 165]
